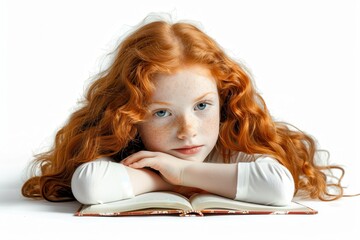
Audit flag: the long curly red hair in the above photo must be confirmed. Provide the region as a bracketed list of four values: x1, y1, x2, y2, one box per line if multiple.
[22, 20, 344, 202]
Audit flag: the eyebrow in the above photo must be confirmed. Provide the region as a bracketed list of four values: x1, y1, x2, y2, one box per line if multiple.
[150, 101, 171, 106]
[150, 92, 217, 106]
[193, 92, 217, 102]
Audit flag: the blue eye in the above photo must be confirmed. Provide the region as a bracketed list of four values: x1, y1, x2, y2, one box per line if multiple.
[154, 110, 170, 118]
[195, 102, 207, 111]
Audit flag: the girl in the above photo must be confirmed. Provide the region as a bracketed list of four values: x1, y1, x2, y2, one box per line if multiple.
[21, 18, 345, 206]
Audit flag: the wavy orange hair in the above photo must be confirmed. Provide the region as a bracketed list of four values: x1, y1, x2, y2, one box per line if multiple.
[22, 20, 345, 202]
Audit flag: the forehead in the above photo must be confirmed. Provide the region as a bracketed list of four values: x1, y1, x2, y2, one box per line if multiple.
[151, 66, 218, 100]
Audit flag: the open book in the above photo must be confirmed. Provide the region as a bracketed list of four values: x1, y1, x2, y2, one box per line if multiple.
[75, 191, 317, 217]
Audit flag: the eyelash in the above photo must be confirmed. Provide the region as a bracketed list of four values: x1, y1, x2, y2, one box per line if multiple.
[194, 102, 209, 111]
[154, 110, 171, 118]
[152, 101, 212, 118]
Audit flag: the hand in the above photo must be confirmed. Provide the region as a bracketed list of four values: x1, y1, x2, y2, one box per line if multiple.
[122, 151, 193, 186]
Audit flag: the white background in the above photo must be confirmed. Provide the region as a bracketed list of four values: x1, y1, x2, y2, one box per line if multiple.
[1, 0, 359, 239]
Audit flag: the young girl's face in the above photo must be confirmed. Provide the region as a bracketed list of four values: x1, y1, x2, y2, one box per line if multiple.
[137, 65, 220, 162]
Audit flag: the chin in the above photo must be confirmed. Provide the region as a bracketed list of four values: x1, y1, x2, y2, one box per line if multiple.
[168, 151, 206, 162]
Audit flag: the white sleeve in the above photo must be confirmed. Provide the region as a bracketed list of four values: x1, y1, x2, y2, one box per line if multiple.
[71, 157, 135, 204]
[235, 156, 295, 206]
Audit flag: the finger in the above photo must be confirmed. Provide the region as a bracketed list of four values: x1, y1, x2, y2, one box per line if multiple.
[122, 151, 156, 166]
[128, 157, 160, 171]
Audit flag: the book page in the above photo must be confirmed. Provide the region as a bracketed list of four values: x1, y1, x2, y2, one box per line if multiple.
[79, 191, 193, 214]
[190, 193, 312, 212]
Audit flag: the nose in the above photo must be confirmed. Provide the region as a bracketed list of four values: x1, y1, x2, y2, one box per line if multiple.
[176, 114, 198, 140]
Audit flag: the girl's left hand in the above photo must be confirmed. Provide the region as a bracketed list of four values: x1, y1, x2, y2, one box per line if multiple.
[122, 151, 193, 186]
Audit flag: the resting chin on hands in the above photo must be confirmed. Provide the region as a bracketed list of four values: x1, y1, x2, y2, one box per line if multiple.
[122, 150, 196, 187]
[122, 151, 205, 198]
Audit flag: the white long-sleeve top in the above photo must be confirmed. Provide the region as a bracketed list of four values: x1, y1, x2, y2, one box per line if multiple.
[71, 151, 295, 206]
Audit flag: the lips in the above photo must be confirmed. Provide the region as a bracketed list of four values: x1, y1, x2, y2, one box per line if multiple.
[173, 145, 203, 155]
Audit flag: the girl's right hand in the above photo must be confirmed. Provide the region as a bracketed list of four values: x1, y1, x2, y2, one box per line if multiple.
[122, 150, 193, 186]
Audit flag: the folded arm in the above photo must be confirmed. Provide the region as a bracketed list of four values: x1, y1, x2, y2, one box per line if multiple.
[71, 155, 295, 206]
[71, 158, 172, 204]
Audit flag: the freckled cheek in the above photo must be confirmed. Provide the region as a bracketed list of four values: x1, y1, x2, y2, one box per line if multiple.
[138, 123, 174, 151]
[201, 111, 220, 139]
